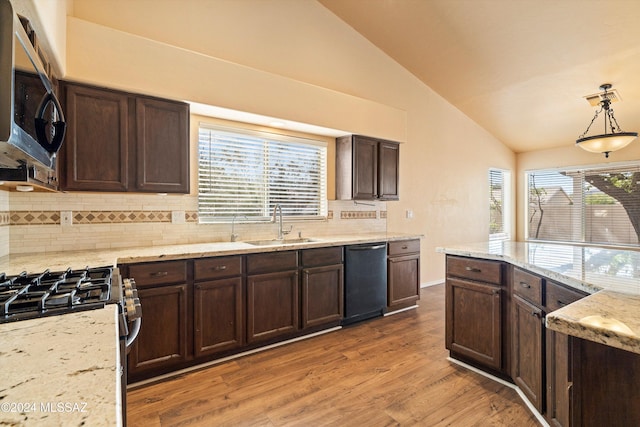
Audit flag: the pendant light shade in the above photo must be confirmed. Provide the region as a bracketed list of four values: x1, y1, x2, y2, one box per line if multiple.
[576, 84, 637, 158]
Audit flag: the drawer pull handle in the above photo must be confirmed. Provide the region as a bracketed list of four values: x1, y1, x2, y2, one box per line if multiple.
[214, 265, 227, 271]
[151, 271, 168, 277]
[465, 267, 481, 273]
[401, 245, 408, 249]
[531, 311, 540, 318]
[519, 282, 531, 289]
[492, 289, 500, 295]
[557, 300, 567, 307]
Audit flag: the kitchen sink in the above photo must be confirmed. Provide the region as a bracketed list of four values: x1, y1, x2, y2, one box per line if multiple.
[244, 238, 317, 246]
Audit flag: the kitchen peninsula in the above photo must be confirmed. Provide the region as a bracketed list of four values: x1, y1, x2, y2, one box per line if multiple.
[438, 241, 640, 427]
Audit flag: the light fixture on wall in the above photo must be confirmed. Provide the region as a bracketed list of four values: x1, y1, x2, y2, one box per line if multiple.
[576, 83, 637, 158]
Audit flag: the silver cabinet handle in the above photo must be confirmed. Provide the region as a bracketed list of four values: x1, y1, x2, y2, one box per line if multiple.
[348, 244, 386, 251]
[520, 282, 531, 289]
[465, 266, 481, 273]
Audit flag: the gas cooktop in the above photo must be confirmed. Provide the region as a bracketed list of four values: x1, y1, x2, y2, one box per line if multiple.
[0, 267, 116, 323]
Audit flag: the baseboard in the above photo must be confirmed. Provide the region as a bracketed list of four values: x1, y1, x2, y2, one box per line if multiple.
[421, 279, 444, 288]
[447, 357, 550, 427]
[384, 305, 418, 316]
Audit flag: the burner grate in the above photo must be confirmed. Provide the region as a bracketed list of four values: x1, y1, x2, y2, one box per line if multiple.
[0, 267, 113, 322]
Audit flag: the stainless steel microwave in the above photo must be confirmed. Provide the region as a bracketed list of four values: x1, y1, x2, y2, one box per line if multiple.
[0, 0, 65, 188]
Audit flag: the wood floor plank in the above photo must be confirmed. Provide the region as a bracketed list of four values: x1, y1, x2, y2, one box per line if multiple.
[127, 284, 540, 426]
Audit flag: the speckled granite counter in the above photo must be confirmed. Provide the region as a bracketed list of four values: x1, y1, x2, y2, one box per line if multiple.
[437, 241, 640, 354]
[0, 305, 121, 426]
[0, 233, 421, 276]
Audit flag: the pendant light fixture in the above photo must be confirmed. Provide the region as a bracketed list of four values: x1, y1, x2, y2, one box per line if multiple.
[576, 83, 637, 158]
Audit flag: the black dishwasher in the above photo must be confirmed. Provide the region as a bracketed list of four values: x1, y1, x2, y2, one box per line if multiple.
[342, 242, 387, 325]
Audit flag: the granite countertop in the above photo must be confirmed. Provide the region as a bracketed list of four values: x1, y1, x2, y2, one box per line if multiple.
[0, 232, 421, 276]
[437, 241, 640, 354]
[0, 305, 121, 426]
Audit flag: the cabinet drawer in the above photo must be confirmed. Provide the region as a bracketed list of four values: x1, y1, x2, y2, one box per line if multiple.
[194, 256, 242, 281]
[546, 280, 587, 312]
[247, 251, 298, 275]
[388, 239, 420, 256]
[127, 260, 188, 287]
[446, 256, 502, 285]
[301, 246, 343, 267]
[513, 268, 543, 305]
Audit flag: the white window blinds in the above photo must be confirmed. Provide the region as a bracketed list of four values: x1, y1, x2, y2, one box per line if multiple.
[489, 168, 510, 240]
[198, 125, 327, 223]
[527, 163, 640, 246]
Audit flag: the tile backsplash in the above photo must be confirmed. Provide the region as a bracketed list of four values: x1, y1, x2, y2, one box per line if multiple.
[2, 191, 386, 256]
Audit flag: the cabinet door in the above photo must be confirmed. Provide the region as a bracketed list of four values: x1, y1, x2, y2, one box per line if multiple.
[61, 83, 129, 191]
[545, 281, 586, 427]
[352, 136, 378, 199]
[301, 264, 344, 328]
[194, 277, 244, 357]
[546, 330, 571, 427]
[378, 141, 399, 200]
[247, 270, 299, 343]
[512, 294, 544, 412]
[128, 283, 189, 377]
[388, 253, 420, 310]
[135, 97, 189, 193]
[445, 277, 502, 371]
[571, 338, 640, 427]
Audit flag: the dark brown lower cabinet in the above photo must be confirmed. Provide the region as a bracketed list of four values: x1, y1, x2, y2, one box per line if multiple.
[301, 263, 343, 328]
[125, 248, 345, 383]
[445, 256, 640, 426]
[545, 280, 586, 427]
[512, 294, 544, 412]
[546, 329, 572, 427]
[194, 277, 244, 357]
[446, 277, 503, 371]
[128, 284, 189, 375]
[387, 239, 420, 311]
[571, 339, 640, 427]
[247, 270, 300, 344]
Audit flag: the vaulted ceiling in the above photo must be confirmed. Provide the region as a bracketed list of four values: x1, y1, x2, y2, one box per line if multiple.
[319, 0, 640, 153]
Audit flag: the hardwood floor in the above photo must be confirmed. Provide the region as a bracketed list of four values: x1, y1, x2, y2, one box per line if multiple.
[127, 284, 540, 426]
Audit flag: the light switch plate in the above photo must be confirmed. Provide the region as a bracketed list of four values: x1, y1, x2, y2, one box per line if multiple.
[60, 211, 73, 226]
[172, 211, 185, 224]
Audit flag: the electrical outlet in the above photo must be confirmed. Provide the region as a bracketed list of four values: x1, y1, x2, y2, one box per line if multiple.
[60, 211, 73, 226]
[172, 210, 185, 224]
[406, 209, 414, 219]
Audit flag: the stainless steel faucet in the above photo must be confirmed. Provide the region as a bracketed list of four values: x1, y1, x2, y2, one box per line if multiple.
[272, 204, 284, 240]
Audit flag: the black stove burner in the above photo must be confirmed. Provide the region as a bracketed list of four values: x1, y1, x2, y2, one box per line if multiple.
[0, 267, 113, 323]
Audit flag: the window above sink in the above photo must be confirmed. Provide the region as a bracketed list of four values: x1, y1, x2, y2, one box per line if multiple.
[197, 124, 328, 224]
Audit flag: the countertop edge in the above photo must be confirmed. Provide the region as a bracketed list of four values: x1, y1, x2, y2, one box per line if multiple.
[0, 233, 423, 275]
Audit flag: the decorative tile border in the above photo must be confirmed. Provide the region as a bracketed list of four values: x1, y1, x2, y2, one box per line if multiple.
[9, 211, 199, 225]
[11, 211, 59, 225]
[73, 211, 171, 224]
[340, 210, 378, 219]
[7, 208, 385, 225]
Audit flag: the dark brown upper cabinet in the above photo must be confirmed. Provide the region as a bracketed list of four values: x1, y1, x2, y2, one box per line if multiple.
[59, 81, 189, 193]
[336, 134, 399, 201]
